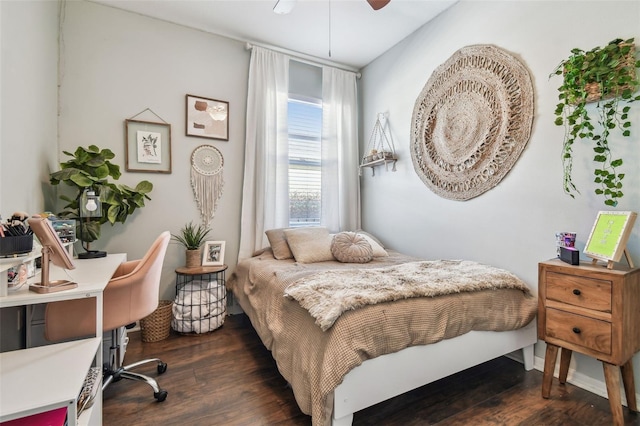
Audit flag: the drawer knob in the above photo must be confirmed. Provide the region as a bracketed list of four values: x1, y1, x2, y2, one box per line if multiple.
[572, 327, 581, 334]
[572, 289, 581, 296]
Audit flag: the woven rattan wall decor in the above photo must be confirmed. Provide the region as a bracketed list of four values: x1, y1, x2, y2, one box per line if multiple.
[411, 45, 534, 200]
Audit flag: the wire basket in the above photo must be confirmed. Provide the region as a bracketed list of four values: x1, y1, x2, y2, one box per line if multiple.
[172, 279, 226, 334]
[140, 300, 173, 342]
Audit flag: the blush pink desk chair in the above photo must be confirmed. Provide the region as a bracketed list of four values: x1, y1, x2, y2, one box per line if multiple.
[44, 231, 171, 402]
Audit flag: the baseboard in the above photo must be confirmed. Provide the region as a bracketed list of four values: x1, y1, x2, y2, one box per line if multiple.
[226, 292, 244, 315]
[505, 350, 524, 365]
[227, 304, 244, 315]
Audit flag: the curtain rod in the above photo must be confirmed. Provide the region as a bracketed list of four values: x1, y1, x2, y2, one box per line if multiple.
[245, 42, 361, 78]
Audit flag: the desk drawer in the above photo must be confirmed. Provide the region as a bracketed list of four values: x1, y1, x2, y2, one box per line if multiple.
[546, 308, 611, 354]
[546, 272, 611, 312]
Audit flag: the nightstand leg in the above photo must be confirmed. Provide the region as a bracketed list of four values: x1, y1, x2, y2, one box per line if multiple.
[542, 343, 559, 398]
[621, 360, 637, 412]
[603, 362, 624, 426]
[558, 347, 572, 384]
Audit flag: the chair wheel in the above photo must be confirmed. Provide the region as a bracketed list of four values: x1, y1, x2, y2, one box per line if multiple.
[157, 362, 167, 374]
[154, 390, 168, 402]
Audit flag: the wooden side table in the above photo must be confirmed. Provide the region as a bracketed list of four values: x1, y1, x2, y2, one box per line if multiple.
[538, 259, 640, 425]
[173, 265, 227, 334]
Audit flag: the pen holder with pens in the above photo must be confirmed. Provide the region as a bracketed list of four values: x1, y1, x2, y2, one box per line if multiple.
[0, 234, 34, 257]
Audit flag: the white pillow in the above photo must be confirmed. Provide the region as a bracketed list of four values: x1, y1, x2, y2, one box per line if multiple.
[356, 232, 388, 257]
[284, 227, 335, 263]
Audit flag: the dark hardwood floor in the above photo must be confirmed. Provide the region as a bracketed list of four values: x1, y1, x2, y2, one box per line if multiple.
[103, 314, 640, 425]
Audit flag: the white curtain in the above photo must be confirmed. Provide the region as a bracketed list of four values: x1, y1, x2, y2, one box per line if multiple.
[238, 47, 290, 260]
[321, 66, 360, 232]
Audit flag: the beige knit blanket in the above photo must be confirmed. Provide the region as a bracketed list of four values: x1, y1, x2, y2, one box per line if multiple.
[284, 260, 532, 331]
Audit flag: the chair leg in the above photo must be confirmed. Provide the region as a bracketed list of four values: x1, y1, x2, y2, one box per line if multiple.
[121, 371, 162, 393]
[103, 328, 168, 402]
[122, 357, 167, 373]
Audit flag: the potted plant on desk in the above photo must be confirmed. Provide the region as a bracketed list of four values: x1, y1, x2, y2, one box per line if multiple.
[49, 145, 153, 258]
[171, 222, 211, 268]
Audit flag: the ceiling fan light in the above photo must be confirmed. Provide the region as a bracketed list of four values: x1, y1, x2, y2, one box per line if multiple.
[367, 0, 391, 10]
[273, 0, 297, 15]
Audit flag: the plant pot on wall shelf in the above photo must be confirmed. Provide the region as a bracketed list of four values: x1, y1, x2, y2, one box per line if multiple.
[360, 113, 397, 177]
[551, 38, 640, 207]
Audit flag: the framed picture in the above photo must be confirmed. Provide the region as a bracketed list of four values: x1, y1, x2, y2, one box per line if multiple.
[202, 241, 225, 266]
[125, 119, 172, 173]
[584, 211, 637, 267]
[186, 94, 229, 141]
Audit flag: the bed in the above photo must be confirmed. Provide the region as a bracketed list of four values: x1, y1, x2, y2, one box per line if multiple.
[227, 228, 537, 426]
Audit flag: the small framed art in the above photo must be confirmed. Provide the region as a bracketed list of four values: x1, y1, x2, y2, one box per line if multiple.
[584, 210, 637, 267]
[186, 94, 229, 141]
[125, 119, 172, 173]
[202, 241, 225, 266]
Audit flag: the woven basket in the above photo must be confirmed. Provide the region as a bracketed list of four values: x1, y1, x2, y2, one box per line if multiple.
[185, 249, 201, 268]
[140, 300, 173, 342]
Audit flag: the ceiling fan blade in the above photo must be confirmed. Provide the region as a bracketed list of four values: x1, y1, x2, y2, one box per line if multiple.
[367, 0, 391, 10]
[273, 0, 297, 14]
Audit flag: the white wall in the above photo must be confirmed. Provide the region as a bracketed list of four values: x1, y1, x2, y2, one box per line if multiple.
[0, 0, 59, 216]
[58, 1, 249, 300]
[360, 0, 639, 402]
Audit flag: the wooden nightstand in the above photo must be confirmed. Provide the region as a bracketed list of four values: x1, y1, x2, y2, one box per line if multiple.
[538, 259, 640, 425]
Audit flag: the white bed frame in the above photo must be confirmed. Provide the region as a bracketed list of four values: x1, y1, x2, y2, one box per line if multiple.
[331, 320, 537, 425]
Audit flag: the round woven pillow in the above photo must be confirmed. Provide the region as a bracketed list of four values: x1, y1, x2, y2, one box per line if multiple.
[331, 232, 373, 263]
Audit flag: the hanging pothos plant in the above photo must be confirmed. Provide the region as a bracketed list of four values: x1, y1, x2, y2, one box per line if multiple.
[551, 37, 640, 206]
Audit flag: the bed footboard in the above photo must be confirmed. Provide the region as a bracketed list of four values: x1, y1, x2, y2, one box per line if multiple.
[331, 321, 537, 425]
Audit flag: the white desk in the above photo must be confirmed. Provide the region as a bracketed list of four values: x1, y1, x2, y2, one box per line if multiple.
[0, 253, 125, 425]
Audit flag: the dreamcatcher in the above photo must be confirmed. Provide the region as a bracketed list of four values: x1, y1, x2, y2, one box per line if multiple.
[191, 145, 224, 225]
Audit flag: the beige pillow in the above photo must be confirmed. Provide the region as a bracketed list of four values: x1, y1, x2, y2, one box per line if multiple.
[331, 232, 373, 263]
[284, 227, 334, 263]
[265, 228, 293, 260]
[356, 231, 388, 257]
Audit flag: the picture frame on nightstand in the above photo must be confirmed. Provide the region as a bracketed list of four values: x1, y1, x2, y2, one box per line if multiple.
[202, 241, 225, 266]
[584, 210, 637, 268]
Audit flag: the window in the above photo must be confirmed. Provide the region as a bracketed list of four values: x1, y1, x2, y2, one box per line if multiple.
[288, 96, 322, 227]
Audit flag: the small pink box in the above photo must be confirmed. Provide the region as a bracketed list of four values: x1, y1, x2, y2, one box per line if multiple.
[0, 407, 66, 426]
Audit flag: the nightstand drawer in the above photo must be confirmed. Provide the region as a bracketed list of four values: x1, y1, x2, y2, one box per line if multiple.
[546, 308, 611, 354]
[546, 272, 611, 312]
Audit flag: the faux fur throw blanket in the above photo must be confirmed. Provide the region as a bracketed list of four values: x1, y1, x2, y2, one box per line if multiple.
[284, 260, 532, 331]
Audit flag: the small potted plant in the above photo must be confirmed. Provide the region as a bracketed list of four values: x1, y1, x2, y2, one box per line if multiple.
[171, 222, 211, 267]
